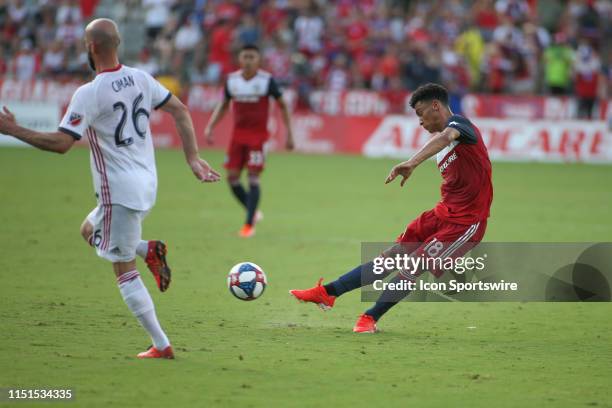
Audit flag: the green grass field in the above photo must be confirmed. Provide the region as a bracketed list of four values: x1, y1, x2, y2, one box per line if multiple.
[1, 147, 611, 408]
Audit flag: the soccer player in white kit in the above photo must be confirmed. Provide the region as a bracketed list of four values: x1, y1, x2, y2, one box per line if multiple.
[0, 19, 220, 359]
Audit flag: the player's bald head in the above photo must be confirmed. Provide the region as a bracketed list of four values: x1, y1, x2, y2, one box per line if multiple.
[85, 18, 120, 53]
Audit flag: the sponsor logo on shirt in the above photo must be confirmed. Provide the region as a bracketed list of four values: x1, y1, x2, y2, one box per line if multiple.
[439, 151, 458, 173]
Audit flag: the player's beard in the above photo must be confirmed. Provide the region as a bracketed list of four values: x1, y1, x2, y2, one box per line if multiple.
[88, 51, 96, 71]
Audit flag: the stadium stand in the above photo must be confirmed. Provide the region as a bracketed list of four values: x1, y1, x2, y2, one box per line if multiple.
[0, 0, 610, 118]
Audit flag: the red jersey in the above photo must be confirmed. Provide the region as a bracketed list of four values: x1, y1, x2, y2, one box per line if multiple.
[209, 25, 234, 73]
[434, 115, 493, 225]
[224, 69, 282, 144]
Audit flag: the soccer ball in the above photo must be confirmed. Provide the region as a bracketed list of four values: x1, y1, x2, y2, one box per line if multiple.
[227, 262, 267, 301]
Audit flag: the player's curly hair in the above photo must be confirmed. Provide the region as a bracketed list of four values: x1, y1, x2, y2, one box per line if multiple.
[409, 83, 449, 108]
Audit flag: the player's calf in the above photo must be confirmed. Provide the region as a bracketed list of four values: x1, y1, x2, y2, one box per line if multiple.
[228, 171, 248, 209]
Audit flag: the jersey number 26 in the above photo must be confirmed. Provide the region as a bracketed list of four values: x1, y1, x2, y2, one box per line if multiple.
[113, 93, 150, 147]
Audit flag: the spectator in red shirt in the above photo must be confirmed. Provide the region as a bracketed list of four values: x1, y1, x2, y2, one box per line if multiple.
[259, 0, 286, 36]
[216, 1, 241, 24]
[483, 42, 513, 93]
[0, 48, 7, 77]
[208, 19, 235, 76]
[472, 0, 499, 40]
[379, 45, 400, 80]
[355, 47, 378, 87]
[345, 9, 369, 57]
[384, 76, 406, 113]
[574, 43, 602, 119]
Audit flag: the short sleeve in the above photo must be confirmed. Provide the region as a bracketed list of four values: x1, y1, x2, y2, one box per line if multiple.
[145, 72, 172, 110]
[267, 77, 282, 99]
[447, 116, 477, 144]
[58, 85, 91, 140]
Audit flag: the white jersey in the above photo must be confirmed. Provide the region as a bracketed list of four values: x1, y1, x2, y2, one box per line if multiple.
[59, 64, 171, 211]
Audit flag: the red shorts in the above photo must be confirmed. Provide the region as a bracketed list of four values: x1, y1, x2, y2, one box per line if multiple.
[396, 209, 487, 278]
[224, 139, 265, 172]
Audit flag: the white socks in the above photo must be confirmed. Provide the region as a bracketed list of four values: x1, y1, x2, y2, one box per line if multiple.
[135, 240, 148, 259]
[117, 270, 170, 350]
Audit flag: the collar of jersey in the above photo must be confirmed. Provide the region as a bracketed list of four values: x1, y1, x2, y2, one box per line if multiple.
[98, 64, 123, 74]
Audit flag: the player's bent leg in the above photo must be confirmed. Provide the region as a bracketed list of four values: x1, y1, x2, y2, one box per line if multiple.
[80, 218, 94, 246]
[80, 207, 99, 246]
[356, 220, 488, 332]
[97, 205, 173, 358]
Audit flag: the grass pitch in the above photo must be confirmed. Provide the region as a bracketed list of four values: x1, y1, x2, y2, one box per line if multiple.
[0, 147, 611, 408]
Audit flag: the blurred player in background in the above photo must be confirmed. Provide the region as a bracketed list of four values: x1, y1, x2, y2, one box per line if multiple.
[0, 19, 220, 358]
[205, 44, 294, 238]
[290, 83, 493, 333]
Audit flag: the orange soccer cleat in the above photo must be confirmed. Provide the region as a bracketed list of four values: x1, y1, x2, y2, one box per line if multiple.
[137, 345, 175, 359]
[145, 241, 171, 292]
[353, 314, 378, 333]
[238, 224, 256, 238]
[289, 278, 336, 310]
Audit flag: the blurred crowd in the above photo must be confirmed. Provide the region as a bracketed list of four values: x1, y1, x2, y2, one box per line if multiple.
[0, 0, 610, 116]
[0, 0, 92, 80]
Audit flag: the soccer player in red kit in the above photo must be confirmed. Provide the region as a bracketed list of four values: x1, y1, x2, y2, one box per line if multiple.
[290, 83, 493, 333]
[205, 44, 294, 238]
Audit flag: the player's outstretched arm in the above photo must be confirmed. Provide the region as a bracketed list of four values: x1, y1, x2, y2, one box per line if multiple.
[204, 98, 230, 145]
[276, 97, 294, 150]
[160, 96, 220, 183]
[385, 127, 460, 187]
[0, 106, 75, 154]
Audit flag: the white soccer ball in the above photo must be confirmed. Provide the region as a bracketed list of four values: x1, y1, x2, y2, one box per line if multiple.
[227, 262, 267, 301]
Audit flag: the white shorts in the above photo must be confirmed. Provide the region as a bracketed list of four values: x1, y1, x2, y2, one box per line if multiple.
[86, 205, 149, 263]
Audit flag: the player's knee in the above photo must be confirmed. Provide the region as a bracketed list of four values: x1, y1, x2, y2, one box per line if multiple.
[80, 220, 94, 246]
[227, 171, 241, 186]
[247, 172, 260, 186]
